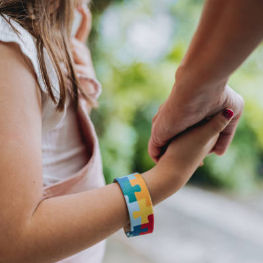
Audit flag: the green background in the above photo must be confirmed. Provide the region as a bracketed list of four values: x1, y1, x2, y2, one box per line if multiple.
[89, 0, 263, 194]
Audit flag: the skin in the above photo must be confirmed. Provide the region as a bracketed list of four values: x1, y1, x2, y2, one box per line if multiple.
[70, 3, 97, 114]
[0, 2, 234, 263]
[148, 0, 263, 163]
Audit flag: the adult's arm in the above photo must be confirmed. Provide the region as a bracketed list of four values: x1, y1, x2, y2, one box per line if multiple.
[149, 0, 263, 162]
[179, 0, 263, 85]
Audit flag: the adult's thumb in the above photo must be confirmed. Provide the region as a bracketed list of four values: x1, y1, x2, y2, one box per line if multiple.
[205, 108, 234, 137]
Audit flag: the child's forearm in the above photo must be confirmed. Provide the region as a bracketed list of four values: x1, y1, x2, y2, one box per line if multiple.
[14, 183, 129, 263]
[5, 166, 186, 263]
[142, 166, 192, 206]
[5, 167, 183, 263]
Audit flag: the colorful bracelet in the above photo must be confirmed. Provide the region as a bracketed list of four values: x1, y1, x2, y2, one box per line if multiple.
[113, 173, 154, 237]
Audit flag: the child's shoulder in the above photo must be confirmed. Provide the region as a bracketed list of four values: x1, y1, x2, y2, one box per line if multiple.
[0, 14, 65, 134]
[0, 14, 60, 97]
[0, 14, 36, 52]
[0, 14, 44, 87]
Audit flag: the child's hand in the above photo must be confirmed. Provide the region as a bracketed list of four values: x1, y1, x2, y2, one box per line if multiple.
[75, 3, 92, 42]
[155, 108, 234, 188]
[70, 4, 97, 94]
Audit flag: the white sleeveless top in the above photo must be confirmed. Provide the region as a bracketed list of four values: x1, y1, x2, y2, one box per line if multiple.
[0, 14, 102, 187]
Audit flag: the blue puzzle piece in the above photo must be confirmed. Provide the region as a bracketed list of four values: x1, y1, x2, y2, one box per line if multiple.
[124, 195, 141, 231]
[115, 176, 141, 203]
[126, 224, 149, 237]
[128, 173, 138, 180]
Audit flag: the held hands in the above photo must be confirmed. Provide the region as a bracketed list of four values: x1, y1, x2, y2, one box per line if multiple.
[148, 80, 244, 163]
[153, 109, 234, 192]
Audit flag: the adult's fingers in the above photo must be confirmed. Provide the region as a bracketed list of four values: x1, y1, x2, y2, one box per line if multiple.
[201, 108, 235, 142]
[75, 4, 92, 43]
[212, 113, 241, 155]
[212, 92, 244, 155]
[187, 109, 235, 167]
[148, 100, 173, 164]
[148, 135, 168, 164]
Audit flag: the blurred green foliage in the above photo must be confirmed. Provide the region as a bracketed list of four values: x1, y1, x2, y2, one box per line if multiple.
[89, 0, 263, 194]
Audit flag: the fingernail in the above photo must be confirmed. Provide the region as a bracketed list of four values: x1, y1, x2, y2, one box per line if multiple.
[222, 108, 234, 120]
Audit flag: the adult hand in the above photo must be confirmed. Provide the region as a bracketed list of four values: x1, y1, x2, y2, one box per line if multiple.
[148, 79, 244, 163]
[147, 0, 263, 163]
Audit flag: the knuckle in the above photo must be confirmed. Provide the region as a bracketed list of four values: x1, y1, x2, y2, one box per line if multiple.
[150, 131, 163, 147]
[151, 103, 164, 124]
[238, 94, 245, 105]
[232, 91, 245, 114]
[238, 94, 245, 111]
[225, 87, 244, 113]
[232, 94, 245, 119]
[152, 115, 157, 124]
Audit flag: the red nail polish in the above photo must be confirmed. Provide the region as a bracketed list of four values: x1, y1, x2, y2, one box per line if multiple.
[222, 108, 234, 120]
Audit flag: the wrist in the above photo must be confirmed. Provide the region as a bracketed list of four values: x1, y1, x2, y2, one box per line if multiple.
[175, 64, 229, 94]
[169, 68, 228, 118]
[141, 165, 187, 206]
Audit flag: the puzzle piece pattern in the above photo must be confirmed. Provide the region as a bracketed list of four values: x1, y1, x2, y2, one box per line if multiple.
[127, 214, 154, 237]
[124, 195, 141, 230]
[114, 173, 154, 237]
[133, 199, 153, 224]
[130, 173, 152, 207]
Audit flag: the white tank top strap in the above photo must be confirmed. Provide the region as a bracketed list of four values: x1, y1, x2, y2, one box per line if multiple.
[0, 14, 61, 97]
[0, 13, 67, 134]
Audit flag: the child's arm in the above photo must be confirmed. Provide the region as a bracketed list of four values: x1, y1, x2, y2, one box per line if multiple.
[20, 113, 233, 263]
[0, 37, 233, 262]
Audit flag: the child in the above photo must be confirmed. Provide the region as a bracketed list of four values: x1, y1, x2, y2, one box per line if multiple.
[0, 1, 234, 262]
